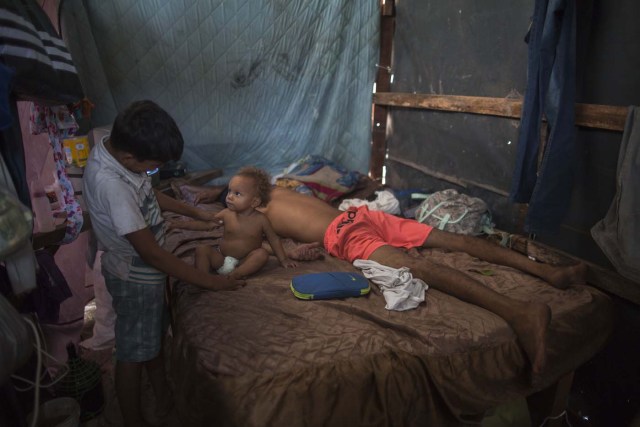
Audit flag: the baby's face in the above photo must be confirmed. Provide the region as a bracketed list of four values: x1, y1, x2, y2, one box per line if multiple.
[226, 176, 260, 212]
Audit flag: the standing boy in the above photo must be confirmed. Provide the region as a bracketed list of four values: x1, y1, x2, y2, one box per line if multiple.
[83, 100, 244, 427]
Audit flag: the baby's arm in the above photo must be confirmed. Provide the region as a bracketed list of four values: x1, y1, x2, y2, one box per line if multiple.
[262, 216, 296, 268]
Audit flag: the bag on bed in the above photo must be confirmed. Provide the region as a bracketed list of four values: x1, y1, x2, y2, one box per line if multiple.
[414, 189, 494, 235]
[291, 272, 370, 300]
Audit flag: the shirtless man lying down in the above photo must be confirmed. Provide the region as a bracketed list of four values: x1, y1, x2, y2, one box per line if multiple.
[183, 184, 587, 378]
[260, 187, 587, 378]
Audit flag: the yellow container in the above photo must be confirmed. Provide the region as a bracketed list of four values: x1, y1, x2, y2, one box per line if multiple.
[62, 136, 89, 167]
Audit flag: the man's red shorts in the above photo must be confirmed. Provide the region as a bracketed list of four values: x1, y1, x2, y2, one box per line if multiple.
[323, 206, 433, 263]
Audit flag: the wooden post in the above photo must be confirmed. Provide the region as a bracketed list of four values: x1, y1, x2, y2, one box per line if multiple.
[369, 0, 395, 180]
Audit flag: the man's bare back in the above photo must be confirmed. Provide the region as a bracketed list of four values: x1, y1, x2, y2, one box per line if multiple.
[258, 187, 340, 243]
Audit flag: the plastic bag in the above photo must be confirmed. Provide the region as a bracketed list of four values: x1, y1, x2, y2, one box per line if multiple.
[415, 189, 494, 235]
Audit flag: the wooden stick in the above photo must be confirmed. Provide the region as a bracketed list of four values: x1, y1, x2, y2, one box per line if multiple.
[373, 92, 628, 132]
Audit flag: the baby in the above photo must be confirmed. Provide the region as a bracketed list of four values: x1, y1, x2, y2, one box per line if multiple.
[171, 167, 296, 279]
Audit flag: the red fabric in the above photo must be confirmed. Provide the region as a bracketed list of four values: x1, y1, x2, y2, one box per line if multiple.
[324, 206, 433, 262]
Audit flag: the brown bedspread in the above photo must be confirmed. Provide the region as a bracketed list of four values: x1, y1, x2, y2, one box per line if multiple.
[165, 207, 613, 426]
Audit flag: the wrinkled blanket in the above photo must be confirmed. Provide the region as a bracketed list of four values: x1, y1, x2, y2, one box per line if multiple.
[165, 204, 612, 427]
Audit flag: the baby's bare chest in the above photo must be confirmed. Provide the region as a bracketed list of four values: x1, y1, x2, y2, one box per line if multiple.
[224, 215, 264, 238]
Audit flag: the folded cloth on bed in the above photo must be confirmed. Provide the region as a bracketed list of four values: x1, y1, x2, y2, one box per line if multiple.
[275, 155, 363, 202]
[353, 259, 427, 311]
[338, 190, 401, 214]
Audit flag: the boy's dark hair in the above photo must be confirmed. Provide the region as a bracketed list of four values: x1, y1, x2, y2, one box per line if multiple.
[237, 166, 271, 207]
[110, 100, 183, 162]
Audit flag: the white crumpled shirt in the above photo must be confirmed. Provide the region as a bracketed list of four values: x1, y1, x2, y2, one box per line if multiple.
[353, 259, 427, 311]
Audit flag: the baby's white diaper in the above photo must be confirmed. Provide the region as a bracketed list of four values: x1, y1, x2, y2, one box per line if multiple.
[217, 256, 239, 275]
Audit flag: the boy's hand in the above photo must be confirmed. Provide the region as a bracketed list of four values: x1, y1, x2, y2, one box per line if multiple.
[166, 219, 182, 230]
[194, 188, 220, 205]
[196, 209, 219, 222]
[207, 275, 245, 291]
[197, 211, 225, 228]
[281, 258, 297, 269]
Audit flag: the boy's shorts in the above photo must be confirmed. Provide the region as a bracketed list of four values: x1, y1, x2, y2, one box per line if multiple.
[324, 206, 433, 263]
[103, 270, 168, 362]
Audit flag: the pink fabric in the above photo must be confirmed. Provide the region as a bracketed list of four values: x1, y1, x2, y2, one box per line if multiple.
[324, 206, 433, 262]
[29, 103, 83, 243]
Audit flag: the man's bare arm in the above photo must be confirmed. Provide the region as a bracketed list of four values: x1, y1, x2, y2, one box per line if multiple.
[262, 216, 296, 268]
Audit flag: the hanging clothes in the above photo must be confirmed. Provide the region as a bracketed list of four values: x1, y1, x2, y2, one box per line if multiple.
[0, 0, 83, 104]
[591, 107, 640, 283]
[30, 104, 83, 244]
[509, 0, 577, 234]
[0, 152, 36, 294]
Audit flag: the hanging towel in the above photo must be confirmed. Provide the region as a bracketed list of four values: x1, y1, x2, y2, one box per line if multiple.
[591, 106, 640, 283]
[353, 259, 427, 311]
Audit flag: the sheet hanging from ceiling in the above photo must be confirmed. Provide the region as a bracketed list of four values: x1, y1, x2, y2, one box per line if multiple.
[61, 0, 379, 175]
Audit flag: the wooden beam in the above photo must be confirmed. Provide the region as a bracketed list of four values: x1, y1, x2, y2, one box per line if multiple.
[387, 155, 510, 197]
[369, 0, 395, 180]
[373, 92, 629, 132]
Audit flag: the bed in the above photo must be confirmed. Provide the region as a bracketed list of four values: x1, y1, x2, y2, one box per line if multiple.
[163, 188, 613, 426]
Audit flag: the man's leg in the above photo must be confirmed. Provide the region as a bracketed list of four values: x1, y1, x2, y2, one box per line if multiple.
[262, 241, 325, 261]
[368, 245, 551, 377]
[423, 229, 586, 289]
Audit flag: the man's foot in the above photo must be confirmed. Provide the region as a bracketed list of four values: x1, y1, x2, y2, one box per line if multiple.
[546, 262, 588, 289]
[510, 302, 551, 378]
[288, 242, 325, 261]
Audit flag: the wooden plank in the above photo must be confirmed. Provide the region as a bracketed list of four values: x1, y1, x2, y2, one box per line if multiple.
[387, 154, 510, 196]
[373, 92, 629, 132]
[575, 103, 628, 132]
[374, 92, 522, 118]
[369, 0, 395, 180]
[380, 0, 394, 16]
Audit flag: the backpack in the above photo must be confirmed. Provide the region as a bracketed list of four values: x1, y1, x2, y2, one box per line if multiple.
[414, 189, 494, 235]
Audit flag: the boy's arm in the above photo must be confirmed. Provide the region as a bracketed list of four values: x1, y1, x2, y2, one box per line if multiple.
[154, 189, 218, 221]
[125, 227, 244, 290]
[262, 217, 296, 268]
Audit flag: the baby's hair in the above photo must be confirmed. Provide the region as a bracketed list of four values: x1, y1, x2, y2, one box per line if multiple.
[236, 166, 271, 207]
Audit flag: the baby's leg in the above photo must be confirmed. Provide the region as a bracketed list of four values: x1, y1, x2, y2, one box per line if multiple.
[229, 248, 270, 279]
[194, 246, 224, 273]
